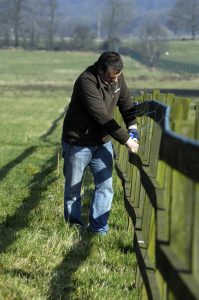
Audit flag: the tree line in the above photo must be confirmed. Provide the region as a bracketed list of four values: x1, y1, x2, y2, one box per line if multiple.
[0, 0, 199, 54]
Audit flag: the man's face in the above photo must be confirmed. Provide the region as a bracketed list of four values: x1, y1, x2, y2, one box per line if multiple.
[100, 68, 122, 85]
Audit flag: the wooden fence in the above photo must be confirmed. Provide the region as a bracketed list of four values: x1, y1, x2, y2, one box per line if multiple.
[113, 90, 199, 299]
[154, 60, 199, 74]
[130, 50, 199, 74]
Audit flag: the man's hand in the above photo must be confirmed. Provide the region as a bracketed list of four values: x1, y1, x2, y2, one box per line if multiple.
[126, 138, 139, 153]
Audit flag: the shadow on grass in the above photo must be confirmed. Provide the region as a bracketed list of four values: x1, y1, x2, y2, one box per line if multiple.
[0, 152, 58, 254]
[0, 105, 67, 253]
[48, 169, 95, 300]
[0, 146, 37, 182]
[0, 106, 66, 183]
[40, 108, 66, 142]
[47, 231, 94, 300]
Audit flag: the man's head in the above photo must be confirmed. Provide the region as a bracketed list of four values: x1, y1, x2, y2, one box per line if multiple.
[96, 51, 123, 84]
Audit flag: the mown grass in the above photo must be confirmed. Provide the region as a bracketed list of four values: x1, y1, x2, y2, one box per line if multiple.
[0, 50, 98, 84]
[0, 48, 198, 299]
[159, 40, 199, 65]
[0, 50, 139, 299]
[1, 49, 199, 90]
[123, 38, 199, 89]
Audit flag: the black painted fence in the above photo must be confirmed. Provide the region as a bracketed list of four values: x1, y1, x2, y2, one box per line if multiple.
[130, 50, 199, 74]
[113, 90, 199, 299]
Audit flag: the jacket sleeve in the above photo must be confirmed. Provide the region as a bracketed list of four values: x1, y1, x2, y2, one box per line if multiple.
[117, 74, 137, 127]
[78, 76, 130, 144]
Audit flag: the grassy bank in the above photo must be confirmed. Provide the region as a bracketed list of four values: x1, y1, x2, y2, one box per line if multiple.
[1, 49, 199, 91]
[0, 50, 139, 299]
[159, 40, 199, 65]
[0, 49, 198, 299]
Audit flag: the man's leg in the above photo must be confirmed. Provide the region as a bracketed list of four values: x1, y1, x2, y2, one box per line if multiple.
[88, 141, 114, 234]
[62, 141, 92, 226]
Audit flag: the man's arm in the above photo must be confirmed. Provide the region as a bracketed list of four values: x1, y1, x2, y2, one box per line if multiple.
[117, 75, 140, 153]
[117, 74, 137, 127]
[78, 77, 130, 145]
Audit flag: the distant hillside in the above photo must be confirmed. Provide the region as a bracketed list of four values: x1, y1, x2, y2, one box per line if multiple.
[58, 0, 174, 16]
[136, 0, 173, 11]
[57, 0, 174, 36]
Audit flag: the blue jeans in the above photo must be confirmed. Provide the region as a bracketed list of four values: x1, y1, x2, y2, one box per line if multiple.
[62, 141, 114, 234]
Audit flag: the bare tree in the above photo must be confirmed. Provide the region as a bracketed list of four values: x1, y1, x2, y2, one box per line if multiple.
[13, 0, 25, 46]
[0, 0, 63, 49]
[136, 19, 169, 66]
[72, 25, 94, 50]
[21, 0, 47, 48]
[168, 0, 199, 40]
[46, 0, 58, 49]
[102, 0, 135, 50]
[0, 0, 25, 46]
[0, 1, 10, 45]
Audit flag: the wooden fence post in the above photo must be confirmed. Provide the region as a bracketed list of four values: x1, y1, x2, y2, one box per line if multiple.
[113, 91, 199, 300]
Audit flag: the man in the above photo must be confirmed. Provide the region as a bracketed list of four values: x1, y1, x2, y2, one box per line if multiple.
[62, 51, 139, 235]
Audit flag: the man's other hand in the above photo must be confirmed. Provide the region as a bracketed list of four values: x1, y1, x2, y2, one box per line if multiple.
[126, 138, 139, 153]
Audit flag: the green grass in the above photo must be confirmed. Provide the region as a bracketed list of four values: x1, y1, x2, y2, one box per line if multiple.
[159, 40, 199, 65]
[125, 38, 199, 65]
[122, 38, 199, 88]
[0, 50, 139, 299]
[123, 56, 199, 90]
[0, 48, 198, 299]
[0, 50, 99, 84]
[1, 49, 199, 91]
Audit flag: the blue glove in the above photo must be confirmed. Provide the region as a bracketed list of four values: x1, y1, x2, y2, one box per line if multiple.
[128, 128, 140, 142]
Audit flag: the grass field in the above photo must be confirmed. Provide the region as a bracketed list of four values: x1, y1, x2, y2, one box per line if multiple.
[159, 40, 199, 65]
[0, 50, 139, 300]
[1, 48, 199, 91]
[0, 48, 198, 299]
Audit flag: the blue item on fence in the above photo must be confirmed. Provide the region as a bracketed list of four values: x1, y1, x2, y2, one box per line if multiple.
[128, 128, 140, 142]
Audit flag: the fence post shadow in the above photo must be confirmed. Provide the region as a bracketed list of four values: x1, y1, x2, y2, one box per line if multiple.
[0, 146, 37, 182]
[47, 230, 94, 300]
[0, 152, 58, 254]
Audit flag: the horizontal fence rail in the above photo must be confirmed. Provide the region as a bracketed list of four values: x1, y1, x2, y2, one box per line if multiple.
[113, 91, 199, 300]
[154, 59, 199, 74]
[130, 50, 199, 74]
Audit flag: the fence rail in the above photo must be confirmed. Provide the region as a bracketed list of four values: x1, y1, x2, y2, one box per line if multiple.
[113, 91, 199, 299]
[154, 59, 199, 74]
[130, 50, 199, 74]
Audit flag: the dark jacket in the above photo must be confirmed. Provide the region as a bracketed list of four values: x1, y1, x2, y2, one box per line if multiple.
[62, 63, 137, 146]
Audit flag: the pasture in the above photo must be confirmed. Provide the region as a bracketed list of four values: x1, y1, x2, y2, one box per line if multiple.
[0, 50, 139, 300]
[159, 39, 199, 65]
[0, 49, 198, 299]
